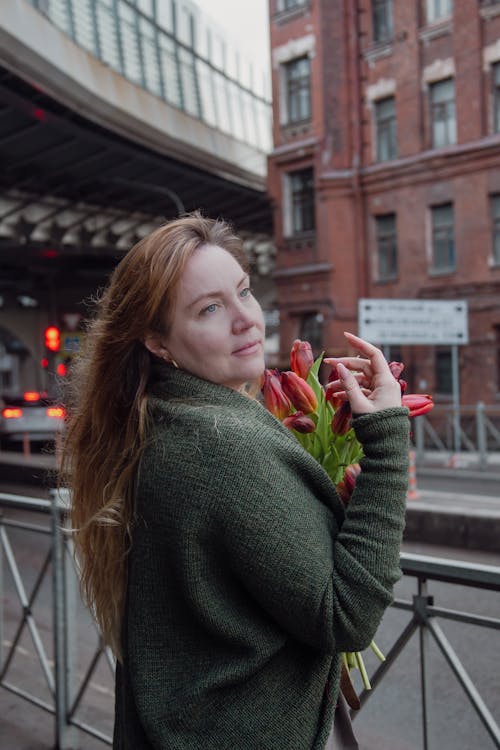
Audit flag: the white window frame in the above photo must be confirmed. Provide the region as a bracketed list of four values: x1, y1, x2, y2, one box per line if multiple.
[426, 0, 453, 24]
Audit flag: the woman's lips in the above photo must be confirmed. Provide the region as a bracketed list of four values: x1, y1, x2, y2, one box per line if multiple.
[232, 340, 261, 356]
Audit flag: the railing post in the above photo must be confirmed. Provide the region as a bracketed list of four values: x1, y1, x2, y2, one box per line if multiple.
[0, 512, 3, 676]
[476, 401, 488, 469]
[414, 415, 425, 464]
[51, 489, 78, 749]
[415, 581, 433, 750]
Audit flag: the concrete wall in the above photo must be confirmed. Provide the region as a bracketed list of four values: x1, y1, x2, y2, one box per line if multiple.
[0, 0, 267, 190]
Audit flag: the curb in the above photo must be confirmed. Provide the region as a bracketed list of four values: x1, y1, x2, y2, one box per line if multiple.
[404, 505, 500, 553]
[417, 467, 500, 481]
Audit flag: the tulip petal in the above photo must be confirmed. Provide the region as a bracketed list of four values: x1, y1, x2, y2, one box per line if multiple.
[402, 393, 434, 417]
[261, 369, 292, 420]
[290, 339, 314, 380]
[281, 371, 318, 414]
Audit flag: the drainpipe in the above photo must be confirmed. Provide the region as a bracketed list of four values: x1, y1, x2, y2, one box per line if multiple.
[348, 0, 369, 304]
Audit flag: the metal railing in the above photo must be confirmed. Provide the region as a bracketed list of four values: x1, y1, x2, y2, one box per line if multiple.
[414, 403, 500, 467]
[0, 490, 115, 747]
[353, 553, 500, 749]
[28, 0, 272, 153]
[1, 491, 499, 748]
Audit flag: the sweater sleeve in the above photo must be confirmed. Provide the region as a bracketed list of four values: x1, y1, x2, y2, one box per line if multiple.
[214, 406, 409, 655]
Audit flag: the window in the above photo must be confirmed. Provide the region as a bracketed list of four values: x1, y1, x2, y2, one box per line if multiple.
[493, 63, 500, 132]
[284, 57, 311, 124]
[426, 0, 453, 23]
[289, 168, 315, 234]
[491, 195, 500, 264]
[375, 214, 398, 280]
[431, 203, 455, 271]
[300, 312, 323, 355]
[435, 349, 452, 394]
[372, 0, 393, 43]
[283, 0, 307, 9]
[276, 0, 307, 11]
[375, 97, 397, 161]
[430, 78, 456, 147]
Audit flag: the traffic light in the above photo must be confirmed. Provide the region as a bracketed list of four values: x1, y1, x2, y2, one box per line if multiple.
[44, 326, 61, 352]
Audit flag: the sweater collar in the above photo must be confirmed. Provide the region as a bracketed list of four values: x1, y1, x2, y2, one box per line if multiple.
[148, 360, 261, 410]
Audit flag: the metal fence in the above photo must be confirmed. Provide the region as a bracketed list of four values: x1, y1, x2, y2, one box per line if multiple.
[0, 490, 115, 747]
[1, 491, 499, 748]
[28, 0, 272, 152]
[353, 554, 500, 749]
[413, 403, 500, 467]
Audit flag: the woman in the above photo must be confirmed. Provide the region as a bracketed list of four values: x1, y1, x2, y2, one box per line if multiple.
[63, 213, 409, 750]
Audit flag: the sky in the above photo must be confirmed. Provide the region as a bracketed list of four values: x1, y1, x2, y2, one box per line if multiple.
[199, 0, 271, 94]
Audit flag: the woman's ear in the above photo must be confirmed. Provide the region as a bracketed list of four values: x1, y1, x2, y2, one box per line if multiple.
[144, 333, 167, 359]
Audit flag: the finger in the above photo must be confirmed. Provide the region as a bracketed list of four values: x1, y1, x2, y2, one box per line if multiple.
[343, 332, 388, 370]
[325, 357, 372, 379]
[329, 387, 371, 401]
[327, 372, 367, 387]
[336, 362, 371, 413]
[326, 375, 371, 396]
[343, 331, 379, 356]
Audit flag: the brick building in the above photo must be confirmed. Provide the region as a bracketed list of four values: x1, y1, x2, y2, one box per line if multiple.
[267, 0, 500, 404]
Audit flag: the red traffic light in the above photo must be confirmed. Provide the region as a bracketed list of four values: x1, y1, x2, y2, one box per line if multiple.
[44, 326, 61, 352]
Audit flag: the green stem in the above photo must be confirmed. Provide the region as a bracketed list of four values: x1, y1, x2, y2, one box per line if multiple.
[370, 640, 386, 662]
[354, 651, 372, 690]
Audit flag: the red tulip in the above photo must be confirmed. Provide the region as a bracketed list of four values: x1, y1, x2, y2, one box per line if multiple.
[281, 371, 318, 414]
[402, 393, 434, 417]
[336, 463, 361, 506]
[388, 361, 407, 394]
[283, 411, 316, 434]
[331, 400, 352, 436]
[261, 369, 292, 420]
[290, 339, 314, 380]
[324, 381, 343, 408]
[327, 363, 339, 383]
[388, 361, 404, 380]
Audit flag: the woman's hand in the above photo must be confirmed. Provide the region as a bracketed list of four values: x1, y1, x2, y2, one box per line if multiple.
[324, 332, 402, 414]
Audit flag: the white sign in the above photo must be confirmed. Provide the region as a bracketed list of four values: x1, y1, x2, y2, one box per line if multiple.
[358, 299, 469, 345]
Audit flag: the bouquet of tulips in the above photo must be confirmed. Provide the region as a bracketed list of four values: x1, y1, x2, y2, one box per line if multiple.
[261, 339, 434, 698]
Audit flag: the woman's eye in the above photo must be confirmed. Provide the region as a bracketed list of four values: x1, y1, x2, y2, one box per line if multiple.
[240, 287, 251, 298]
[201, 303, 218, 315]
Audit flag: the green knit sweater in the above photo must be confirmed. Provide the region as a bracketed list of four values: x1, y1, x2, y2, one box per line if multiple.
[113, 364, 409, 750]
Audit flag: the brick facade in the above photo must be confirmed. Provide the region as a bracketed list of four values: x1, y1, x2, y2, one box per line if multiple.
[268, 0, 500, 404]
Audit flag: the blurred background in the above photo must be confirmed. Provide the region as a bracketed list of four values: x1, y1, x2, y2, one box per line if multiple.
[2, 1, 500, 409]
[1, 5, 500, 750]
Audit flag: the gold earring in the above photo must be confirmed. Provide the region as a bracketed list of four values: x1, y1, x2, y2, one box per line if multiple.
[162, 353, 179, 368]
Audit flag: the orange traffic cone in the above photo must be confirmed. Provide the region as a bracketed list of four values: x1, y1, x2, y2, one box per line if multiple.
[407, 449, 419, 500]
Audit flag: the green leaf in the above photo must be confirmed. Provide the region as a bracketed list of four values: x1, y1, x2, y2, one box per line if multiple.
[306, 353, 324, 405]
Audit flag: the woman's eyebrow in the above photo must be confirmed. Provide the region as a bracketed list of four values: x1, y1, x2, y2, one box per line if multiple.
[186, 274, 249, 309]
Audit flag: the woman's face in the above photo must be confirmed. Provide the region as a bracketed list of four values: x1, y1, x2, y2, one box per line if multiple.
[160, 244, 266, 390]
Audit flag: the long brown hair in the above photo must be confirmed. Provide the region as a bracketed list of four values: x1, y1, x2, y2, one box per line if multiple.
[61, 212, 247, 658]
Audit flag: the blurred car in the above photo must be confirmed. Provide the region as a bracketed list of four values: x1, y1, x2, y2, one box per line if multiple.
[0, 391, 65, 449]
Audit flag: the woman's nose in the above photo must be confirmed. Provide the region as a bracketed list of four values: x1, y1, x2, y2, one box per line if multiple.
[232, 300, 256, 334]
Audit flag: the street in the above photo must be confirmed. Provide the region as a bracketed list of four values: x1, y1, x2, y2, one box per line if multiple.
[0, 476, 499, 750]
